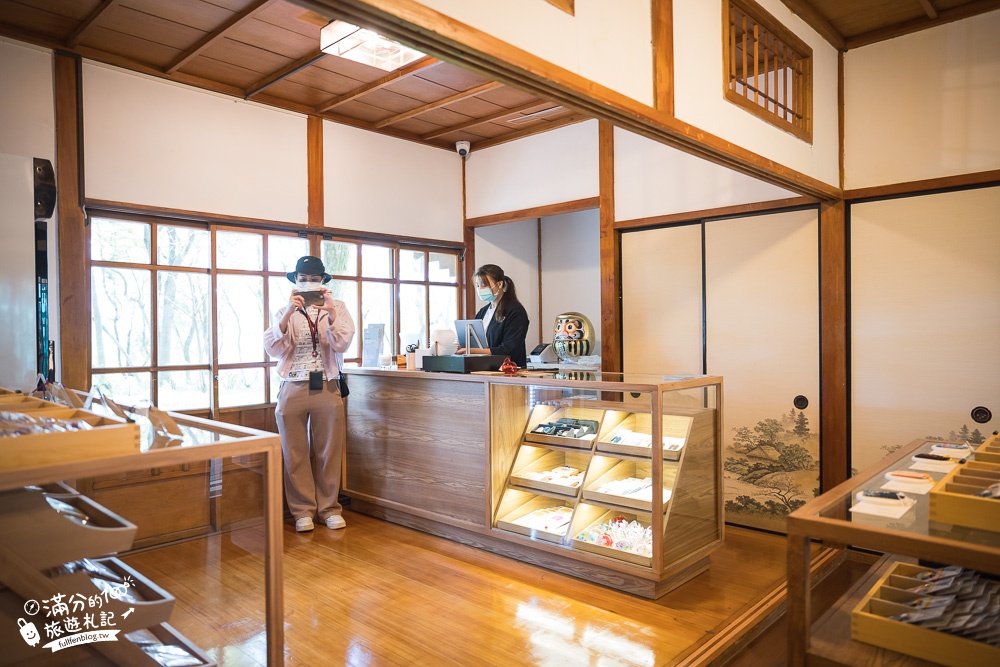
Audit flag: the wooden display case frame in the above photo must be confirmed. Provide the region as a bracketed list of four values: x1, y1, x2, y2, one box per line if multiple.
[0, 410, 284, 666]
[786, 438, 1000, 667]
[344, 370, 723, 599]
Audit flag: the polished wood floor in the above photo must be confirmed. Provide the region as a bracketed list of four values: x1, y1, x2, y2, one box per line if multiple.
[123, 509, 798, 666]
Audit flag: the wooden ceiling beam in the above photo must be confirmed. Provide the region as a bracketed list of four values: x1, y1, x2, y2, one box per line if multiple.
[471, 114, 590, 151]
[917, 0, 940, 19]
[246, 50, 327, 99]
[373, 80, 501, 129]
[68, 0, 121, 48]
[846, 0, 1000, 49]
[420, 100, 557, 140]
[314, 55, 440, 113]
[165, 0, 278, 75]
[778, 0, 847, 50]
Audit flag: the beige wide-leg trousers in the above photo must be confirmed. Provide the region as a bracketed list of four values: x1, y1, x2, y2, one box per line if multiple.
[274, 379, 345, 521]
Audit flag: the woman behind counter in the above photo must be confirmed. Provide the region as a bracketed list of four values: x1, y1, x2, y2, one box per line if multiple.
[458, 264, 529, 367]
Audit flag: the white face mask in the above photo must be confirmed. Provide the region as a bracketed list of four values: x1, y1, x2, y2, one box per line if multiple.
[296, 276, 323, 291]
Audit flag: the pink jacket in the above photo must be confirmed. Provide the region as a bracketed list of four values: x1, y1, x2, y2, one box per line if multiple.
[264, 301, 356, 380]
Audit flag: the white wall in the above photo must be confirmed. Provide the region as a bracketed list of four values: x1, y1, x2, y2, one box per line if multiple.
[415, 0, 653, 106]
[473, 220, 540, 347]
[465, 120, 599, 218]
[83, 63, 308, 223]
[0, 39, 58, 388]
[844, 10, 1000, 189]
[540, 208, 601, 355]
[324, 122, 463, 241]
[672, 0, 840, 187]
[614, 128, 798, 222]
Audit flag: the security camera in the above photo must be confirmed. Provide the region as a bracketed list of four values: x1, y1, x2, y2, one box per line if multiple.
[455, 141, 471, 157]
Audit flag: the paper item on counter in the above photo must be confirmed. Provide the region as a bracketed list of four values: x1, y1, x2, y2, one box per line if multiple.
[882, 479, 935, 495]
[850, 497, 917, 519]
[909, 460, 957, 474]
[929, 443, 972, 458]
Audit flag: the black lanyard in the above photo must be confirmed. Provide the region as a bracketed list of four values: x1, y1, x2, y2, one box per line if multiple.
[298, 307, 321, 358]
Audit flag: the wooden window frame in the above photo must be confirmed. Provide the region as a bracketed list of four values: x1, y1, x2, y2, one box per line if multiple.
[722, 0, 813, 143]
[87, 210, 461, 412]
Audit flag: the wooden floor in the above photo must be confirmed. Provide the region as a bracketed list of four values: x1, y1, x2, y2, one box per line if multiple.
[123, 509, 798, 666]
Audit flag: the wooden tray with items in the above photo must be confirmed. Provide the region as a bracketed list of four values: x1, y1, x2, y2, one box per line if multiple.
[851, 561, 1000, 667]
[582, 456, 674, 512]
[508, 445, 588, 497]
[929, 460, 1000, 533]
[494, 491, 575, 544]
[596, 412, 690, 460]
[973, 433, 1000, 464]
[0, 407, 140, 472]
[570, 505, 653, 567]
[522, 405, 606, 450]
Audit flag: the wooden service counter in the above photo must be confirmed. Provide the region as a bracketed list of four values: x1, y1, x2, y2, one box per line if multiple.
[343, 368, 724, 599]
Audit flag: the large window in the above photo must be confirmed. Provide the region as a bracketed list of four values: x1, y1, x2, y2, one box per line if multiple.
[90, 214, 460, 411]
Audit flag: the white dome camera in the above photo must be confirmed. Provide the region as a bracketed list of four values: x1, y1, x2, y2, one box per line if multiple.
[455, 140, 471, 157]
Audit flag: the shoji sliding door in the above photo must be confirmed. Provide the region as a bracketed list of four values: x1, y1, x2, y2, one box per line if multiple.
[622, 209, 820, 532]
[851, 186, 1000, 472]
[705, 209, 820, 532]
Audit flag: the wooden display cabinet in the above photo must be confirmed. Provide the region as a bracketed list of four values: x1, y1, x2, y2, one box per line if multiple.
[786, 438, 1000, 667]
[0, 395, 284, 666]
[344, 369, 723, 599]
[490, 375, 722, 596]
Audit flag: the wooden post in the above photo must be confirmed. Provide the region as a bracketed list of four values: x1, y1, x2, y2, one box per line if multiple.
[54, 53, 90, 391]
[599, 121, 621, 373]
[819, 200, 848, 491]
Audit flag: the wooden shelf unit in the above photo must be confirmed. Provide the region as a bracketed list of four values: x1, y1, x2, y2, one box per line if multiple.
[787, 438, 1000, 666]
[0, 404, 285, 666]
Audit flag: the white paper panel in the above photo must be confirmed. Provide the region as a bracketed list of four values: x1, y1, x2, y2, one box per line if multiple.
[851, 187, 1000, 471]
[415, 0, 653, 105]
[465, 120, 599, 219]
[706, 209, 820, 532]
[844, 11, 1000, 189]
[672, 0, 839, 187]
[83, 63, 308, 223]
[324, 122, 463, 241]
[0, 154, 38, 391]
[621, 223, 703, 375]
[614, 127, 797, 222]
[539, 209, 601, 355]
[474, 220, 540, 347]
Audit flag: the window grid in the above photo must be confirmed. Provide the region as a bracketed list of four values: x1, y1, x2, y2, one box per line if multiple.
[724, 0, 812, 142]
[89, 213, 460, 412]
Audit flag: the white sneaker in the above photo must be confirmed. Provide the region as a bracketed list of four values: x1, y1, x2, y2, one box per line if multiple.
[295, 517, 314, 532]
[325, 515, 346, 530]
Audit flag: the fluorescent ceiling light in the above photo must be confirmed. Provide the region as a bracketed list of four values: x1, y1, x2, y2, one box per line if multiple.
[320, 20, 425, 72]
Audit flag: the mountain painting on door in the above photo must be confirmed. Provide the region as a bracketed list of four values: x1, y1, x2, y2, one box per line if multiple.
[723, 409, 819, 530]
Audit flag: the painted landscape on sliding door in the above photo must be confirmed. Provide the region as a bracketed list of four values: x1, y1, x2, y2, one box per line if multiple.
[622, 209, 820, 533]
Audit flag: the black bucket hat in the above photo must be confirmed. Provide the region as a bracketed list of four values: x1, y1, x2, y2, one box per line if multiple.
[286, 255, 331, 283]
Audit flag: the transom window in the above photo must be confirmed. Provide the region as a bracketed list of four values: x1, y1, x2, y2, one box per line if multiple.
[90, 214, 460, 412]
[723, 0, 813, 142]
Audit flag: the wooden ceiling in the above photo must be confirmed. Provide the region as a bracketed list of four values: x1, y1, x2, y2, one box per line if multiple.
[0, 0, 996, 152]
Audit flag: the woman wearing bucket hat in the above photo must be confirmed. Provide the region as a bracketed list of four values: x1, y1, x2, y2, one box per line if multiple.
[264, 255, 356, 532]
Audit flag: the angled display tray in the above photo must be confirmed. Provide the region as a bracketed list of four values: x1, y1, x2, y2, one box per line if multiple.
[582, 455, 675, 513]
[508, 445, 588, 497]
[1, 408, 140, 472]
[495, 489, 574, 544]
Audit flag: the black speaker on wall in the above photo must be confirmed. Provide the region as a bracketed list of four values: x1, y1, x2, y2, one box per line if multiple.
[33, 157, 56, 221]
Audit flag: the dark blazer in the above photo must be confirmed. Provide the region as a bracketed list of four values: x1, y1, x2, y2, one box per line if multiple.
[474, 299, 529, 367]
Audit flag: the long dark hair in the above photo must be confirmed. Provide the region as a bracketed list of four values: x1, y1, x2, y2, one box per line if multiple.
[474, 264, 521, 321]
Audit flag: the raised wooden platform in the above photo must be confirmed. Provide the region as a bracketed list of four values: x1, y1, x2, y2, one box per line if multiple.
[115, 511, 842, 666]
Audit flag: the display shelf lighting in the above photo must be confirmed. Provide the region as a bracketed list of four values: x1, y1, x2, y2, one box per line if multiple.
[320, 20, 425, 72]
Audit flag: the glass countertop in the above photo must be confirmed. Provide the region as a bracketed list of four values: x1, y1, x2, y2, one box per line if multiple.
[805, 438, 1000, 551]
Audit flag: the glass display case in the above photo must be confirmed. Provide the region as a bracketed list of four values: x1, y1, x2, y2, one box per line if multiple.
[488, 372, 723, 591]
[786, 437, 1000, 667]
[0, 387, 284, 665]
